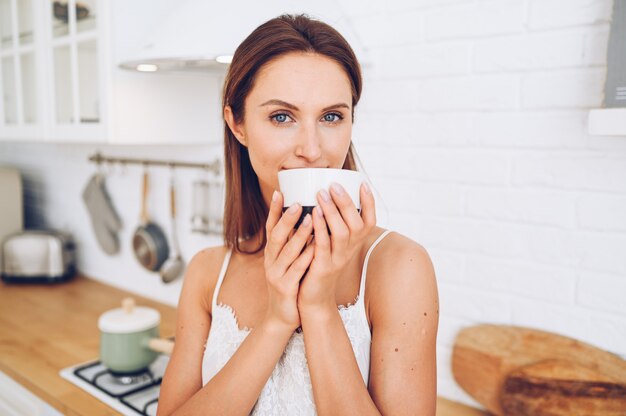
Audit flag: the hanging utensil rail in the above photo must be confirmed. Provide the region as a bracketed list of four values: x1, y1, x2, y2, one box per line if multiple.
[88, 152, 221, 175]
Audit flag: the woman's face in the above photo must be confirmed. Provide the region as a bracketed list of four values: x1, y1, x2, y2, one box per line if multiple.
[225, 52, 354, 207]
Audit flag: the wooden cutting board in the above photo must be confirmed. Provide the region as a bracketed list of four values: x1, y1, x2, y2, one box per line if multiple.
[500, 359, 626, 415]
[451, 324, 626, 415]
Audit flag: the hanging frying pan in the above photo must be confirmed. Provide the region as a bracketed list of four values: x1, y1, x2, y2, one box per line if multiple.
[132, 170, 169, 271]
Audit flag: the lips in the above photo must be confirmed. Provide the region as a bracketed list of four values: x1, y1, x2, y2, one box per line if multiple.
[281, 166, 329, 170]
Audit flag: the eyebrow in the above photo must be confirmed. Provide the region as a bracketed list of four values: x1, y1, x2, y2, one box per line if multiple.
[259, 99, 350, 112]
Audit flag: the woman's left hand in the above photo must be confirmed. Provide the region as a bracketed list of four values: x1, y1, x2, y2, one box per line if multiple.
[297, 181, 376, 313]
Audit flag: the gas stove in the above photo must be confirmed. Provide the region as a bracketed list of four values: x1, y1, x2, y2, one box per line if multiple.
[60, 354, 169, 416]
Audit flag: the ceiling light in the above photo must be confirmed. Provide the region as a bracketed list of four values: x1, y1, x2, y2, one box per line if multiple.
[136, 64, 158, 72]
[216, 55, 233, 64]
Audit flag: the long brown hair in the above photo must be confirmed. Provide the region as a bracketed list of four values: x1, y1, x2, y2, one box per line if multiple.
[222, 14, 363, 254]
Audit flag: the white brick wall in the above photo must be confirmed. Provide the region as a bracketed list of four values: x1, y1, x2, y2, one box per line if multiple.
[577, 194, 626, 231]
[579, 271, 626, 315]
[466, 188, 577, 227]
[513, 153, 626, 192]
[2, 0, 625, 409]
[353, 112, 472, 147]
[417, 74, 521, 111]
[440, 282, 513, 323]
[472, 111, 590, 148]
[361, 147, 512, 184]
[465, 256, 576, 304]
[419, 217, 531, 257]
[528, 0, 613, 29]
[367, 43, 470, 79]
[521, 68, 605, 108]
[584, 25, 611, 65]
[350, 10, 424, 47]
[343, 0, 626, 407]
[425, 0, 526, 40]
[429, 249, 465, 285]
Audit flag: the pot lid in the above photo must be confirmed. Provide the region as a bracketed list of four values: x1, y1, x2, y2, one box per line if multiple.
[98, 298, 160, 334]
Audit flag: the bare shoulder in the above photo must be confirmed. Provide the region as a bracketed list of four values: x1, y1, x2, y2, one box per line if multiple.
[182, 245, 230, 314]
[366, 230, 439, 323]
[365, 231, 439, 415]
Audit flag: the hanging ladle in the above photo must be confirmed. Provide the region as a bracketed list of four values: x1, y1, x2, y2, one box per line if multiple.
[160, 169, 185, 283]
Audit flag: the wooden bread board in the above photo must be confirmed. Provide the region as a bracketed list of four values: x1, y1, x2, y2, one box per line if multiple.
[500, 359, 626, 415]
[452, 324, 626, 415]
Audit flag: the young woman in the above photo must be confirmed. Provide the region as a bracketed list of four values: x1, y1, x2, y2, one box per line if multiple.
[158, 14, 439, 416]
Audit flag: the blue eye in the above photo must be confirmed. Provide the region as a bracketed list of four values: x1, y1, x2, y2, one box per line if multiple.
[270, 113, 292, 124]
[323, 113, 343, 123]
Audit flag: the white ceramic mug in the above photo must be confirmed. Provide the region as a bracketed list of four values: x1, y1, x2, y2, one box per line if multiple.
[277, 168, 366, 227]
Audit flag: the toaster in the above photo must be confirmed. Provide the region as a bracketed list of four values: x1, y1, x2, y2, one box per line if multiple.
[1, 230, 76, 283]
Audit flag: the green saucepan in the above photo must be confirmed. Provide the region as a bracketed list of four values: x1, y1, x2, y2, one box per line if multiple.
[98, 298, 174, 375]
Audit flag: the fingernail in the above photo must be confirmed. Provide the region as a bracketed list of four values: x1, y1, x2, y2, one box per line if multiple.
[288, 203, 300, 214]
[362, 182, 371, 194]
[272, 190, 279, 202]
[315, 206, 324, 217]
[330, 182, 344, 195]
[302, 214, 311, 226]
[320, 189, 331, 202]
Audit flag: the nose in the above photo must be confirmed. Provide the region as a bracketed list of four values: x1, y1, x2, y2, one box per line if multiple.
[294, 121, 322, 162]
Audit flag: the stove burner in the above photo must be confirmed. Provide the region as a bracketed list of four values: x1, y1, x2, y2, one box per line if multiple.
[61, 355, 170, 416]
[110, 371, 154, 386]
[111, 373, 152, 386]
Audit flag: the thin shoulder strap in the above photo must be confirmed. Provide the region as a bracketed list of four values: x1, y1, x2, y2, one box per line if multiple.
[212, 248, 233, 309]
[359, 230, 392, 300]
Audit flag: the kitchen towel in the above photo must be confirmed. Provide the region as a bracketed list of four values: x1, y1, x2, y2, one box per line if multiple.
[82, 173, 122, 255]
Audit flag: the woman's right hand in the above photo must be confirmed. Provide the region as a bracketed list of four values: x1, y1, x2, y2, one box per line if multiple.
[263, 190, 315, 332]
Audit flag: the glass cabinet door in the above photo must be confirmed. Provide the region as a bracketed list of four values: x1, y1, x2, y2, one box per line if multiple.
[1, 0, 15, 125]
[75, 0, 96, 33]
[1, 56, 17, 124]
[49, 0, 100, 126]
[17, 0, 34, 46]
[0, 0, 37, 126]
[77, 39, 98, 123]
[1, 0, 13, 50]
[53, 44, 72, 123]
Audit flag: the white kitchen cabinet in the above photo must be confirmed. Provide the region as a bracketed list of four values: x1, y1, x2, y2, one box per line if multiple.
[1, 0, 44, 140]
[0, 371, 62, 416]
[0, 0, 109, 142]
[0, 0, 223, 145]
[46, 0, 108, 142]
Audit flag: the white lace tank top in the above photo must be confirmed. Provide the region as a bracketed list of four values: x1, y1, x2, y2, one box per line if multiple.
[202, 230, 391, 415]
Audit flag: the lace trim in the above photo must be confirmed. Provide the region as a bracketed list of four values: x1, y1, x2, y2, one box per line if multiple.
[203, 294, 372, 414]
[214, 296, 363, 334]
[337, 295, 361, 311]
[215, 302, 252, 333]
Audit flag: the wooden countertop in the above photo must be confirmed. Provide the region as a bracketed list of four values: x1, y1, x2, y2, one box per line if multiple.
[0, 275, 487, 416]
[0, 275, 177, 416]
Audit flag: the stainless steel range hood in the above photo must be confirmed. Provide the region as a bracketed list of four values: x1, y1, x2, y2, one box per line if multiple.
[119, 0, 367, 73]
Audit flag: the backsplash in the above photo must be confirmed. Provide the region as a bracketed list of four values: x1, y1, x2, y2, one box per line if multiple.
[0, 142, 224, 306]
[2, 0, 626, 408]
